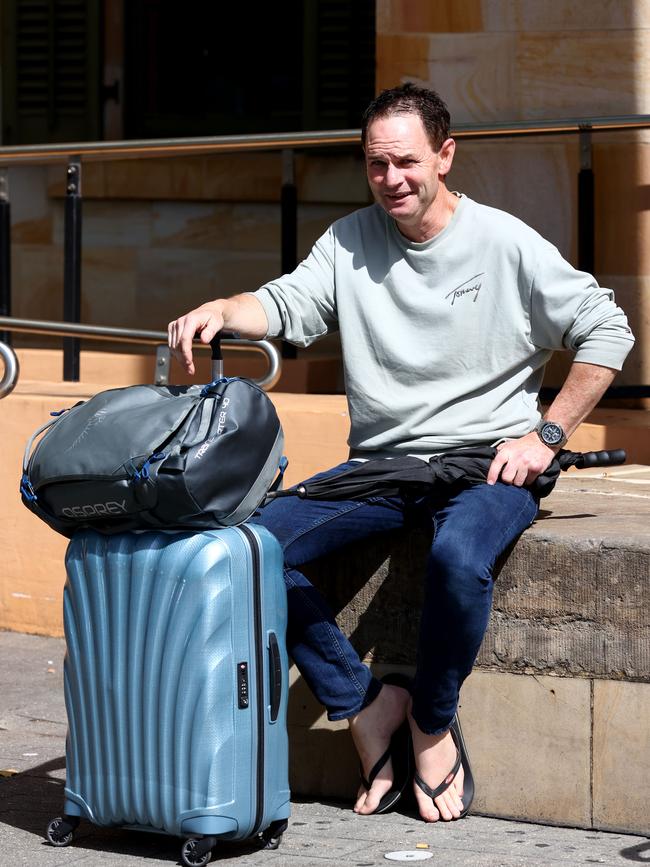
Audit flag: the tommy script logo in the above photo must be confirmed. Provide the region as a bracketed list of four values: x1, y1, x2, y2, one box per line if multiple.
[445, 273, 485, 305]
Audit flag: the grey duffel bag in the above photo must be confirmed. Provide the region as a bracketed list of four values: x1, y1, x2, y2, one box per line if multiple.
[20, 377, 286, 537]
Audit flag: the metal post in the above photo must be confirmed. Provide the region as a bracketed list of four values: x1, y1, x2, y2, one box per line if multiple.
[0, 169, 11, 345]
[578, 128, 594, 275]
[155, 344, 170, 386]
[280, 148, 297, 359]
[63, 158, 82, 381]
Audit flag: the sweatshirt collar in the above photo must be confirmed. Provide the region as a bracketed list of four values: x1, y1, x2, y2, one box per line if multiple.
[389, 193, 468, 250]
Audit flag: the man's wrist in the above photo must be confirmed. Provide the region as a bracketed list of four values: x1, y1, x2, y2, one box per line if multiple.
[535, 419, 567, 448]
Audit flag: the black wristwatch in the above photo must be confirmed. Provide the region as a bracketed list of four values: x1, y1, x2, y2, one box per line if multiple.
[535, 420, 567, 448]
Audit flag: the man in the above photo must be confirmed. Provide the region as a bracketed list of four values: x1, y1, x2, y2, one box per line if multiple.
[168, 84, 634, 823]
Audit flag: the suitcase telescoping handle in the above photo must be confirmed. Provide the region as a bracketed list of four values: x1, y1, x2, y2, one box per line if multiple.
[210, 334, 224, 380]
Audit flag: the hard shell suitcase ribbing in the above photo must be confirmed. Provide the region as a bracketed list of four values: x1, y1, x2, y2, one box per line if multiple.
[47, 522, 290, 865]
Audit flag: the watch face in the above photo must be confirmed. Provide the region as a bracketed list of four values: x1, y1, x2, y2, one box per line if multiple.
[541, 422, 564, 445]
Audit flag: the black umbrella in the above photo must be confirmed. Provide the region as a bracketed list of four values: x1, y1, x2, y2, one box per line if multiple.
[270, 447, 626, 502]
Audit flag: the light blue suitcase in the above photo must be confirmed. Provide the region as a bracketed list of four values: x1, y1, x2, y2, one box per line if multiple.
[46, 525, 290, 866]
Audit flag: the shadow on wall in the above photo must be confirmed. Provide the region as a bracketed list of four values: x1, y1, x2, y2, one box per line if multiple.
[287, 525, 429, 797]
[295, 528, 431, 723]
[286, 497, 608, 739]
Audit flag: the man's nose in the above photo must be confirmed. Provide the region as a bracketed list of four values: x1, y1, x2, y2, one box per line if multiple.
[384, 163, 402, 187]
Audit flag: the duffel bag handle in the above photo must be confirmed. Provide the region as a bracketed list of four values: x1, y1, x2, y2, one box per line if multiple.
[21, 407, 74, 500]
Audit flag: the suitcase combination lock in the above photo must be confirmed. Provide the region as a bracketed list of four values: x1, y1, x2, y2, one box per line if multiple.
[237, 661, 249, 709]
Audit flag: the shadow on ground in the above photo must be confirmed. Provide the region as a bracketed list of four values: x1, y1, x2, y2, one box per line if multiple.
[0, 755, 271, 863]
[620, 839, 650, 862]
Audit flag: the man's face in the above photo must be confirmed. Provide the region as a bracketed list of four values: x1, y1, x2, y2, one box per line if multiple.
[365, 113, 455, 238]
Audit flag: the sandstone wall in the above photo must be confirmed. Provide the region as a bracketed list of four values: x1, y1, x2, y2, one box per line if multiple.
[5, 1, 649, 392]
[376, 0, 650, 390]
[7, 152, 369, 340]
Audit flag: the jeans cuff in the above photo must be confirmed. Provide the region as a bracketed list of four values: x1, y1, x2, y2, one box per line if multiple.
[411, 705, 455, 736]
[326, 674, 383, 722]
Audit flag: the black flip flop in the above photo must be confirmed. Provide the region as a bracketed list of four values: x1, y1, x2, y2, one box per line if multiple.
[358, 673, 413, 815]
[413, 713, 475, 819]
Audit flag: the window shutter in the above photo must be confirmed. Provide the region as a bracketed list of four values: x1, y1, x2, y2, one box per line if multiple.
[2, 0, 101, 144]
[304, 0, 375, 130]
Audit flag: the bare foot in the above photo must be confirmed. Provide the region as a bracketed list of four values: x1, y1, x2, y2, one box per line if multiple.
[349, 681, 410, 815]
[409, 709, 465, 822]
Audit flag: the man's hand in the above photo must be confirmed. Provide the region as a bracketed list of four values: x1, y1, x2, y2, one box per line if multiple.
[486, 431, 556, 487]
[168, 302, 225, 376]
[487, 362, 618, 487]
[168, 295, 269, 376]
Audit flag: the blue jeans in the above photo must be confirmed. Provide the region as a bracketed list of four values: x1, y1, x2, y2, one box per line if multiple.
[252, 460, 538, 735]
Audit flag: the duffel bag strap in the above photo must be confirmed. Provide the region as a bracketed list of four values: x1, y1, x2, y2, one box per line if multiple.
[260, 457, 289, 507]
[22, 408, 73, 473]
[269, 456, 289, 494]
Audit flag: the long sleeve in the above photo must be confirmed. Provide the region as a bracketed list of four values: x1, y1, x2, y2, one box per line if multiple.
[253, 226, 338, 347]
[529, 240, 634, 370]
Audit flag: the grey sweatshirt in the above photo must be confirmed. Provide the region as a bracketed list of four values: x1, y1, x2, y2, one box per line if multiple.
[254, 195, 634, 457]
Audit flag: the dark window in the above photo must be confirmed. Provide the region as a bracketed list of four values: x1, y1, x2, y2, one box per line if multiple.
[124, 0, 375, 138]
[2, 0, 101, 144]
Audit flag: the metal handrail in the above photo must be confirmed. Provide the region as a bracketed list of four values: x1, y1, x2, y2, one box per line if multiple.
[0, 115, 649, 164]
[450, 114, 650, 139]
[0, 340, 18, 398]
[2, 115, 649, 395]
[0, 130, 360, 164]
[0, 316, 282, 398]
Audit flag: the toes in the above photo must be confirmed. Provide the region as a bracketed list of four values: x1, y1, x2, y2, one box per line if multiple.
[413, 781, 440, 823]
[354, 777, 393, 815]
[353, 789, 368, 814]
[353, 751, 394, 815]
[414, 778, 466, 823]
[450, 782, 465, 815]
[357, 787, 384, 814]
[435, 789, 462, 821]
[454, 767, 465, 803]
[418, 802, 440, 822]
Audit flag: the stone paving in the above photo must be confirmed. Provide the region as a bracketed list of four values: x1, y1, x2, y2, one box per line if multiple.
[2, 630, 649, 866]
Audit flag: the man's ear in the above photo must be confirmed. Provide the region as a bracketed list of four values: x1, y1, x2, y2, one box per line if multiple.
[438, 138, 456, 175]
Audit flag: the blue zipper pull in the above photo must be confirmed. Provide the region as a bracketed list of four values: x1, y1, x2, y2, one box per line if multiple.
[20, 474, 37, 502]
[133, 451, 166, 482]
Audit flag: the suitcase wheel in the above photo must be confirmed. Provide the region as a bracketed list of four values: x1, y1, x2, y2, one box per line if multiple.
[45, 815, 79, 847]
[181, 835, 216, 867]
[259, 818, 289, 850]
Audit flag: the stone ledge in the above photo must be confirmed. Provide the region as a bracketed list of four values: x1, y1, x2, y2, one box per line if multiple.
[289, 469, 650, 832]
[288, 664, 650, 835]
[303, 467, 650, 682]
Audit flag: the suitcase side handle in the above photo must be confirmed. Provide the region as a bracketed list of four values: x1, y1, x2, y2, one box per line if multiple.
[268, 632, 282, 723]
